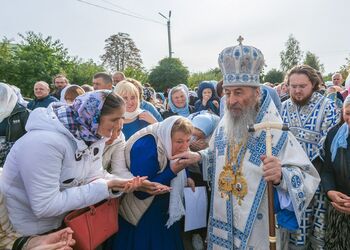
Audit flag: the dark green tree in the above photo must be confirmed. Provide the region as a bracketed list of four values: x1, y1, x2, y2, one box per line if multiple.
[148, 57, 189, 91]
[1, 32, 72, 97]
[101, 33, 143, 72]
[0, 38, 17, 83]
[188, 68, 222, 89]
[66, 59, 105, 85]
[124, 66, 148, 84]
[303, 51, 324, 72]
[263, 68, 284, 84]
[280, 34, 303, 73]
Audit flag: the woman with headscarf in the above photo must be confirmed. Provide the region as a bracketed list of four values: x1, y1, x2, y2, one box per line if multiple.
[60, 85, 85, 104]
[321, 95, 350, 249]
[1, 91, 143, 236]
[0, 83, 30, 167]
[194, 81, 220, 115]
[111, 116, 194, 250]
[162, 84, 194, 119]
[114, 80, 158, 141]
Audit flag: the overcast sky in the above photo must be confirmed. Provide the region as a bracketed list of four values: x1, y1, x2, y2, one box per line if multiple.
[2, 0, 350, 74]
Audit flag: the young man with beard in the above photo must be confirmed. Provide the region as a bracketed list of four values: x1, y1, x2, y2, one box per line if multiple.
[281, 65, 339, 249]
[173, 41, 320, 249]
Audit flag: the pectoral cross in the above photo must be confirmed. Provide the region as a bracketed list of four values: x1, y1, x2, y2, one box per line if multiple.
[237, 35, 244, 45]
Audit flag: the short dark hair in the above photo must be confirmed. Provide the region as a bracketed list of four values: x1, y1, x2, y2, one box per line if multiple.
[93, 72, 113, 85]
[286, 65, 321, 91]
[101, 92, 125, 116]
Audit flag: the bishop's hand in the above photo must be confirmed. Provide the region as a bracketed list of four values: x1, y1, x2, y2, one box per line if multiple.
[170, 151, 202, 171]
[261, 155, 282, 185]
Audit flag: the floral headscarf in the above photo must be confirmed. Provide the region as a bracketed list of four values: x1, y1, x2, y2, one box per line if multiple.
[53, 90, 110, 143]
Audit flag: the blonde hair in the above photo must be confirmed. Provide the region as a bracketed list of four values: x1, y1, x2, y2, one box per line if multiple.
[171, 117, 193, 137]
[114, 80, 139, 97]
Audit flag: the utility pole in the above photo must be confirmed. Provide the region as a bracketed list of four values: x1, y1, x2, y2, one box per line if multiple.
[159, 11, 172, 58]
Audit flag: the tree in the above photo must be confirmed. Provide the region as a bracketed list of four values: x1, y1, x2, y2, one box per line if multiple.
[339, 54, 350, 81]
[1, 32, 73, 97]
[101, 33, 143, 72]
[280, 34, 303, 72]
[263, 68, 284, 84]
[303, 51, 324, 72]
[188, 68, 222, 89]
[65, 58, 105, 85]
[0, 38, 16, 83]
[124, 66, 148, 84]
[148, 57, 189, 91]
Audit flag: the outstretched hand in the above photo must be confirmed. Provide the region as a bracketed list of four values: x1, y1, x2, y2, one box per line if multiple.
[107, 176, 148, 193]
[26, 227, 75, 250]
[138, 180, 172, 195]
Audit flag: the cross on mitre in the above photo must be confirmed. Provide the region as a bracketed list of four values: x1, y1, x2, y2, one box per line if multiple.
[237, 35, 244, 45]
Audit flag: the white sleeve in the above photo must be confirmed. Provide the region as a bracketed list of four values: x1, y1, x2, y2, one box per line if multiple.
[18, 135, 110, 218]
[109, 134, 134, 179]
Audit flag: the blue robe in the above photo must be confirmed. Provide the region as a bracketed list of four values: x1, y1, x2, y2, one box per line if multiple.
[122, 118, 150, 141]
[111, 135, 184, 250]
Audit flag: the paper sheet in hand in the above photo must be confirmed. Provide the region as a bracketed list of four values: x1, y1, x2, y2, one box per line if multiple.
[184, 186, 207, 232]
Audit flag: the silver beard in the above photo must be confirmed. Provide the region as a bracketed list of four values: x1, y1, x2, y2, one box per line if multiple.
[223, 104, 258, 144]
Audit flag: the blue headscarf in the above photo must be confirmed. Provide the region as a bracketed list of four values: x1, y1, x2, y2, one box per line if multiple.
[330, 123, 349, 162]
[168, 85, 190, 117]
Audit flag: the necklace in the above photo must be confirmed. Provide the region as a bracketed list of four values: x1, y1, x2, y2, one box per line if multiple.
[218, 140, 248, 205]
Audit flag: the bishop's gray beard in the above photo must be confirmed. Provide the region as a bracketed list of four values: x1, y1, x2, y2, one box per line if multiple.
[223, 104, 258, 144]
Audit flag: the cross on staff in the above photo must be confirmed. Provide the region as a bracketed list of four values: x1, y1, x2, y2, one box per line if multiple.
[237, 35, 244, 45]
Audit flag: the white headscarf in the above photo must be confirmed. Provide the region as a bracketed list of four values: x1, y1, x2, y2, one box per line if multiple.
[0, 82, 18, 123]
[157, 115, 189, 228]
[59, 84, 85, 103]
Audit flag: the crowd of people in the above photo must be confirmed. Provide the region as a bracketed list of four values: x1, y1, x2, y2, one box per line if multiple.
[0, 40, 349, 250]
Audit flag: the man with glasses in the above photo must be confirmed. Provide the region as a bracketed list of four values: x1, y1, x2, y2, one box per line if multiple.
[281, 65, 339, 249]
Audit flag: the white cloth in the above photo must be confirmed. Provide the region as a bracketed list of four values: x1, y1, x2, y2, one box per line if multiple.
[103, 133, 133, 179]
[0, 106, 119, 235]
[157, 116, 188, 228]
[0, 83, 18, 123]
[124, 108, 144, 120]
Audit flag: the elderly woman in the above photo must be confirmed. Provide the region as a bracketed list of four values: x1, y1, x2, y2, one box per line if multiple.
[1, 91, 142, 236]
[162, 84, 194, 119]
[114, 80, 157, 140]
[321, 96, 350, 249]
[111, 116, 194, 250]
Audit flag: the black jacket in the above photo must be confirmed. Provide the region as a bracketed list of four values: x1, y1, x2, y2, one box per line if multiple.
[0, 103, 30, 142]
[321, 124, 350, 196]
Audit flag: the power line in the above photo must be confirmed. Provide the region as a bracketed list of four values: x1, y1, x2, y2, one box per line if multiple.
[75, 0, 165, 25]
[97, 0, 147, 19]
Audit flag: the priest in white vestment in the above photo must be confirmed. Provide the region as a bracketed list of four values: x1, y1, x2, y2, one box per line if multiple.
[173, 41, 320, 250]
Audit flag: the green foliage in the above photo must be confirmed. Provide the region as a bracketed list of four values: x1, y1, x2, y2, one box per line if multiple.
[0, 31, 104, 97]
[263, 68, 284, 84]
[303, 51, 324, 72]
[280, 34, 303, 73]
[65, 58, 105, 85]
[124, 66, 148, 84]
[101, 33, 143, 72]
[148, 57, 189, 91]
[339, 54, 350, 80]
[188, 68, 222, 89]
